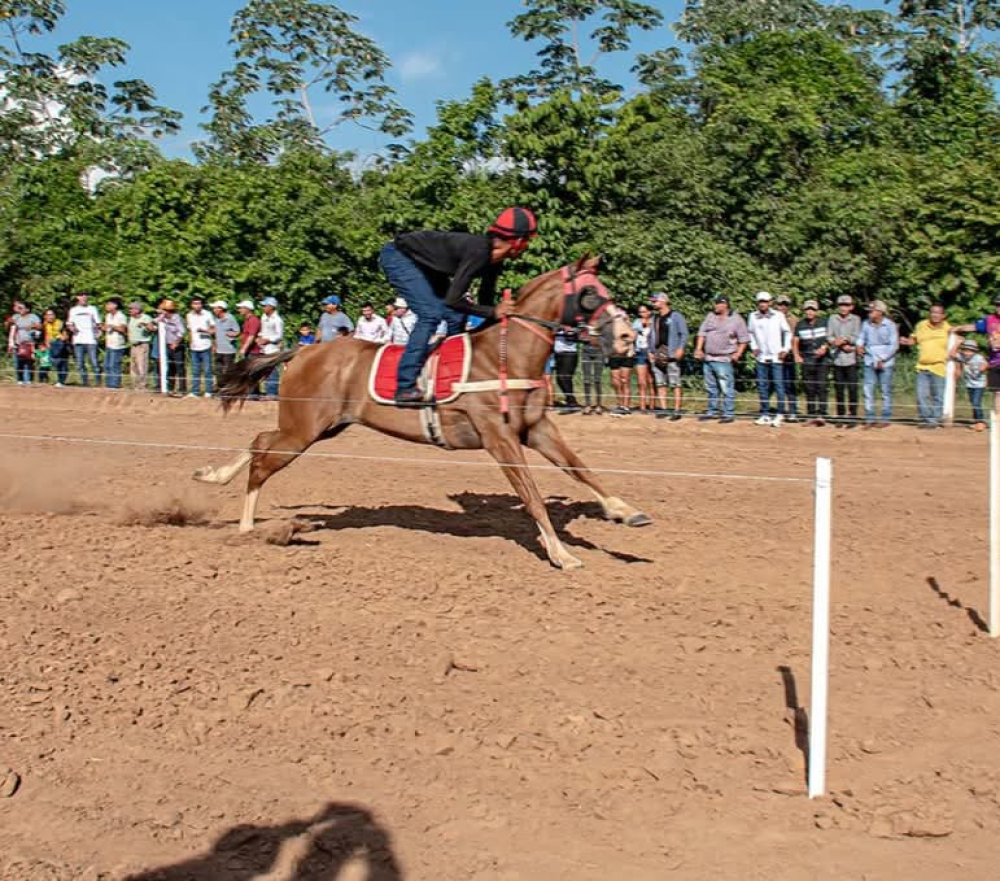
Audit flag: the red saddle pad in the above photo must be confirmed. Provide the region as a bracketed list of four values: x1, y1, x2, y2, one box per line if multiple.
[369, 334, 472, 404]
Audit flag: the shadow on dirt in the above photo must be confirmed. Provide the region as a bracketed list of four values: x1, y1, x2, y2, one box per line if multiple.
[777, 665, 810, 784]
[926, 576, 988, 633]
[121, 801, 401, 880]
[275, 492, 653, 564]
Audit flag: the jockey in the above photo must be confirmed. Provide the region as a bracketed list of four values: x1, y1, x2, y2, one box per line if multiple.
[379, 207, 538, 406]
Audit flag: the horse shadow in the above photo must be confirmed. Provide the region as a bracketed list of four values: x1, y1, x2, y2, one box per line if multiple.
[276, 492, 652, 564]
[120, 801, 401, 880]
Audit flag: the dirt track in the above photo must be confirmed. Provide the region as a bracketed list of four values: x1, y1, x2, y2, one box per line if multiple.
[2, 386, 999, 880]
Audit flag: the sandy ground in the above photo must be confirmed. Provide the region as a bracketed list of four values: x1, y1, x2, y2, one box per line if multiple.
[1, 385, 999, 881]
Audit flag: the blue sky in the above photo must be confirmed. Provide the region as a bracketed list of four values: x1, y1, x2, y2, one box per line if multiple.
[39, 0, 691, 160]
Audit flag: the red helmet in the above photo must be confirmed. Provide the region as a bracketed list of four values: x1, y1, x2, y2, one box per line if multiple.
[488, 206, 538, 241]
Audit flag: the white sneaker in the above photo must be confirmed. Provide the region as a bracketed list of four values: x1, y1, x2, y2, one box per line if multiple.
[54, 382, 64, 388]
[754, 415, 773, 426]
[771, 414, 784, 428]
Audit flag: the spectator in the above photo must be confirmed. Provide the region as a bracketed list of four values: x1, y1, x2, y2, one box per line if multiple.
[127, 302, 155, 391]
[43, 308, 69, 387]
[259, 296, 285, 398]
[236, 299, 262, 399]
[553, 327, 581, 413]
[792, 299, 831, 425]
[579, 332, 605, 415]
[900, 302, 951, 428]
[8, 300, 41, 385]
[185, 298, 215, 397]
[747, 291, 791, 427]
[66, 292, 101, 386]
[694, 294, 749, 424]
[388, 297, 417, 346]
[210, 301, 240, 385]
[543, 353, 556, 408]
[951, 297, 1000, 423]
[383, 300, 396, 328]
[953, 339, 987, 431]
[156, 298, 186, 395]
[102, 298, 128, 389]
[608, 306, 636, 417]
[856, 299, 899, 428]
[649, 292, 688, 421]
[298, 324, 317, 345]
[775, 294, 800, 422]
[827, 295, 862, 428]
[354, 302, 390, 343]
[318, 295, 354, 341]
[632, 304, 655, 414]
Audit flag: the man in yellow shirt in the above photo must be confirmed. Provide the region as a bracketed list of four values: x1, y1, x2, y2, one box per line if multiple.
[901, 302, 951, 428]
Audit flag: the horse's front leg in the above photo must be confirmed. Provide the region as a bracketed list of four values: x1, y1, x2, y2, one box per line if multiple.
[480, 425, 582, 570]
[526, 416, 652, 527]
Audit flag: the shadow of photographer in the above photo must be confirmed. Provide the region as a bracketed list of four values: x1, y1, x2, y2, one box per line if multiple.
[122, 801, 401, 880]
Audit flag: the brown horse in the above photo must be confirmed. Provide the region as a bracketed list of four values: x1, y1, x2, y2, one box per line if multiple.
[193, 255, 651, 569]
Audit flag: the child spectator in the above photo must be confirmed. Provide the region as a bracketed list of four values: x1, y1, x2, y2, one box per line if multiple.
[298, 324, 317, 345]
[954, 339, 987, 431]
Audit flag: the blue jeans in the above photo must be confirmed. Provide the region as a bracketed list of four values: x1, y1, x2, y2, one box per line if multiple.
[74, 343, 99, 386]
[50, 339, 69, 384]
[703, 360, 736, 417]
[782, 359, 798, 415]
[265, 365, 280, 397]
[863, 363, 894, 422]
[190, 349, 213, 395]
[969, 387, 985, 423]
[755, 361, 787, 416]
[104, 347, 124, 388]
[915, 370, 945, 425]
[380, 243, 466, 391]
[15, 355, 34, 383]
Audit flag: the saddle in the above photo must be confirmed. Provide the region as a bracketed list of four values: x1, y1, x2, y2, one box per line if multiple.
[369, 334, 472, 405]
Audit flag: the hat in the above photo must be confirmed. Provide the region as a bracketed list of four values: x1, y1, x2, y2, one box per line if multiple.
[158, 298, 177, 312]
[803, 299, 820, 310]
[322, 295, 342, 307]
[393, 297, 408, 309]
[870, 299, 888, 313]
[755, 291, 772, 303]
[776, 294, 791, 305]
[260, 296, 278, 308]
[650, 292, 669, 303]
[961, 339, 980, 350]
[127, 301, 144, 312]
[209, 300, 228, 310]
[836, 295, 853, 306]
[713, 294, 730, 305]
[236, 299, 255, 311]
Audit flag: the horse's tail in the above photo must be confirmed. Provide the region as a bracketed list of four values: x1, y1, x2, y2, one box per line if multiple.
[217, 349, 300, 413]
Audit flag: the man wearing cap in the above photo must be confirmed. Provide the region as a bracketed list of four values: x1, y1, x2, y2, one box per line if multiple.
[901, 302, 952, 428]
[694, 295, 749, 423]
[127, 301, 156, 391]
[156, 298, 187, 395]
[318, 296, 354, 342]
[827, 295, 862, 427]
[747, 291, 792, 427]
[210, 301, 240, 386]
[379, 207, 537, 406]
[952, 297, 1000, 422]
[66, 292, 101, 387]
[775, 295, 800, 422]
[649, 292, 688, 420]
[235, 300, 262, 398]
[258, 296, 285, 398]
[388, 297, 417, 346]
[856, 300, 899, 428]
[186, 297, 215, 397]
[792, 300, 831, 425]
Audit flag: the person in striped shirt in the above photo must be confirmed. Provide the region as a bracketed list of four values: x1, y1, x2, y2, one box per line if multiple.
[792, 299, 831, 425]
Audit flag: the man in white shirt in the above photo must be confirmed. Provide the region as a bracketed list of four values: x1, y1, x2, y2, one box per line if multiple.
[747, 291, 791, 426]
[66, 292, 101, 387]
[259, 296, 285, 398]
[353, 302, 390, 343]
[186, 298, 216, 397]
[388, 297, 417, 346]
[102, 298, 128, 389]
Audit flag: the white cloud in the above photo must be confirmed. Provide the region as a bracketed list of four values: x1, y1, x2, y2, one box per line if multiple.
[398, 51, 443, 82]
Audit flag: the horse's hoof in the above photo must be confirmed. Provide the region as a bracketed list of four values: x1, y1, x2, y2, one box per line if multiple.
[554, 553, 583, 570]
[625, 512, 652, 527]
[238, 524, 254, 535]
[192, 467, 213, 483]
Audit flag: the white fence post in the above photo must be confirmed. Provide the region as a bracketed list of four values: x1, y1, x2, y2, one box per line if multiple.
[158, 322, 168, 395]
[991, 412, 999, 638]
[809, 457, 833, 798]
[943, 332, 958, 426]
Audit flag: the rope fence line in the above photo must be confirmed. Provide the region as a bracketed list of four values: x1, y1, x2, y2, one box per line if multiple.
[0, 431, 814, 484]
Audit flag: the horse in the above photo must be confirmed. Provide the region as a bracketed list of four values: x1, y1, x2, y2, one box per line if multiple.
[193, 255, 652, 569]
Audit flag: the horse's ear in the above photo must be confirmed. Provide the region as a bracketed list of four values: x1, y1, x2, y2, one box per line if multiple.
[573, 252, 591, 272]
[584, 254, 602, 272]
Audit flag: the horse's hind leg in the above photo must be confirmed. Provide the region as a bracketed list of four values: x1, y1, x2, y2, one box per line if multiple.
[239, 429, 311, 533]
[525, 416, 652, 527]
[193, 451, 252, 486]
[481, 426, 582, 570]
